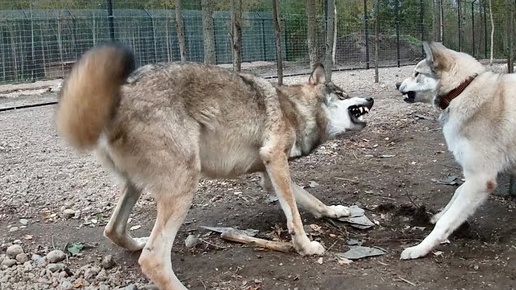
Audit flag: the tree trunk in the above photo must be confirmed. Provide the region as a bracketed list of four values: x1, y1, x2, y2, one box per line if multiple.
[272, 0, 283, 85]
[439, 0, 444, 42]
[488, 0, 494, 65]
[306, 0, 319, 68]
[175, 0, 187, 62]
[201, 0, 216, 64]
[374, 0, 379, 83]
[332, 0, 337, 64]
[231, 0, 242, 72]
[506, 0, 514, 73]
[324, 0, 335, 80]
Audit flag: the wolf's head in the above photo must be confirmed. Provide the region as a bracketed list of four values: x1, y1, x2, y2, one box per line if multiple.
[307, 64, 374, 137]
[396, 41, 485, 107]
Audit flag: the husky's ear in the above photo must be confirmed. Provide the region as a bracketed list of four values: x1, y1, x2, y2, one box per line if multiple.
[309, 63, 326, 85]
[423, 41, 450, 72]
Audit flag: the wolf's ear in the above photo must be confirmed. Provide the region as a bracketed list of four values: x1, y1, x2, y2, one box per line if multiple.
[423, 41, 450, 72]
[309, 63, 326, 85]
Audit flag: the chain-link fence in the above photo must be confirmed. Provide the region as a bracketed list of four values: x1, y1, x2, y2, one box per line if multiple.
[0, 0, 511, 84]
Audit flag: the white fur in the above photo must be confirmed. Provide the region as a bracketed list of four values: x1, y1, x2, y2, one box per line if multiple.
[326, 97, 371, 138]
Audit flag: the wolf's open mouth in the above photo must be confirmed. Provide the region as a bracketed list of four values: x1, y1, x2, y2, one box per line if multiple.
[401, 91, 416, 103]
[348, 105, 370, 123]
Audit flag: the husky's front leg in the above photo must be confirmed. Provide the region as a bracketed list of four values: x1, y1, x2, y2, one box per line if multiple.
[260, 152, 325, 256]
[400, 174, 496, 259]
[260, 173, 350, 219]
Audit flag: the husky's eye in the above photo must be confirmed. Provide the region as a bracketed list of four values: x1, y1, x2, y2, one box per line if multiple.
[414, 72, 420, 77]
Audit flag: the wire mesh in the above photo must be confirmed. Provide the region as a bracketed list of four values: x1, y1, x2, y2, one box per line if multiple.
[0, 0, 511, 84]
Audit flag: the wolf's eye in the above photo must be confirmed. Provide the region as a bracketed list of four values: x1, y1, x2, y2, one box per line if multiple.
[414, 72, 420, 77]
[335, 91, 347, 100]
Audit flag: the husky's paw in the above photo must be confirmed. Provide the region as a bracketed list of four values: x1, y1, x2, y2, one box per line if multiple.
[400, 245, 430, 260]
[326, 205, 350, 218]
[430, 212, 443, 224]
[297, 241, 325, 256]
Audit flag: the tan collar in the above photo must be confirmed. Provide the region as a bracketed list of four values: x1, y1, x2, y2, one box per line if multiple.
[438, 75, 477, 110]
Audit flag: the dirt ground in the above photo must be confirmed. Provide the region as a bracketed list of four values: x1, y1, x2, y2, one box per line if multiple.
[1, 65, 515, 290]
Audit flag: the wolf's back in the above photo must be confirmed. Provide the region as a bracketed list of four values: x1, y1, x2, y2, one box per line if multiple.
[56, 43, 135, 150]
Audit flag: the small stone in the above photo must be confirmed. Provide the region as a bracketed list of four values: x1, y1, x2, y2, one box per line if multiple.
[46, 250, 66, 263]
[96, 268, 107, 281]
[9, 226, 19, 232]
[47, 263, 66, 272]
[84, 266, 100, 279]
[184, 235, 200, 248]
[15, 253, 29, 263]
[1, 258, 17, 267]
[19, 219, 29, 226]
[6, 245, 23, 258]
[60, 280, 73, 290]
[62, 209, 76, 219]
[32, 254, 47, 267]
[124, 284, 138, 290]
[101, 255, 116, 269]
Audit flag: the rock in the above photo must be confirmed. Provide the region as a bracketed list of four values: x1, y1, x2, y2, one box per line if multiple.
[84, 266, 100, 279]
[1, 258, 17, 267]
[124, 284, 138, 290]
[62, 209, 76, 219]
[46, 250, 66, 263]
[32, 254, 47, 267]
[184, 235, 200, 248]
[9, 226, 19, 232]
[47, 263, 66, 272]
[101, 255, 116, 269]
[61, 280, 74, 290]
[6, 245, 23, 258]
[15, 253, 29, 263]
[96, 268, 107, 281]
[19, 219, 29, 226]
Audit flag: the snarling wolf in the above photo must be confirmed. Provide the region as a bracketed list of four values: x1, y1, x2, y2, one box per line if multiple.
[396, 41, 516, 260]
[56, 43, 374, 289]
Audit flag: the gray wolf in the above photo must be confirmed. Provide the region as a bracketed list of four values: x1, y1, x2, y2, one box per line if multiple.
[56, 43, 374, 289]
[396, 41, 515, 260]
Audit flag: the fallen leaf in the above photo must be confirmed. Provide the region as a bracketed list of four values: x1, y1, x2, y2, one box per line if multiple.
[309, 224, 322, 232]
[66, 243, 84, 255]
[337, 257, 353, 265]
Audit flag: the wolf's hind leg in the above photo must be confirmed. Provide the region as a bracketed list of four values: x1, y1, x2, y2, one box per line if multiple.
[104, 182, 148, 251]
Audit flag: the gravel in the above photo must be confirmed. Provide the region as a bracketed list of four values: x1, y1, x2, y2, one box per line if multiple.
[0, 63, 509, 289]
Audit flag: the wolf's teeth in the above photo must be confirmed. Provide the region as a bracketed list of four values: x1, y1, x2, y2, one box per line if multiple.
[365, 107, 370, 113]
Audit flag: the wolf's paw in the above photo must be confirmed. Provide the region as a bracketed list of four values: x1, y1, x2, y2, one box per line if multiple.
[121, 237, 149, 252]
[326, 205, 350, 218]
[296, 241, 325, 256]
[400, 244, 430, 260]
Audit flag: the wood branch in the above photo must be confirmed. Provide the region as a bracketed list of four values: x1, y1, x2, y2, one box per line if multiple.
[220, 230, 294, 253]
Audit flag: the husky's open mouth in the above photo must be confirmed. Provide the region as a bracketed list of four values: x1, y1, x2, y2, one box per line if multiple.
[348, 104, 371, 124]
[401, 91, 416, 103]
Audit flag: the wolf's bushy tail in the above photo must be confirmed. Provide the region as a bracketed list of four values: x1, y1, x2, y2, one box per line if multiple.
[56, 43, 135, 150]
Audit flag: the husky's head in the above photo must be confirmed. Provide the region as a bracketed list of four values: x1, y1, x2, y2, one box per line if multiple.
[396, 41, 485, 107]
[308, 64, 374, 137]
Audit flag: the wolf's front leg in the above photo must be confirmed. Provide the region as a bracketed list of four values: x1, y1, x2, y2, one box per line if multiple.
[260, 153, 325, 256]
[261, 172, 350, 219]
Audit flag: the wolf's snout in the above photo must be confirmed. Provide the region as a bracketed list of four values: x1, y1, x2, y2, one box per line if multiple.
[395, 82, 401, 90]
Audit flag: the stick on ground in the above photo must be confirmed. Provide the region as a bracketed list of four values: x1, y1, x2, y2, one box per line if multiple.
[220, 230, 294, 253]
